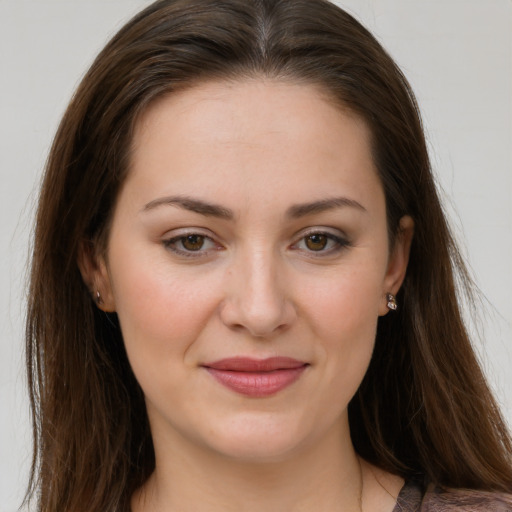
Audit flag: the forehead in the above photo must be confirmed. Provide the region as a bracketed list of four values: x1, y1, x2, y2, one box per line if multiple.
[125, 79, 382, 213]
[133, 78, 370, 154]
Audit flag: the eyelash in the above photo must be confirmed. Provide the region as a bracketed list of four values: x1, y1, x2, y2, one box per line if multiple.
[163, 232, 220, 258]
[291, 230, 350, 256]
[162, 230, 350, 258]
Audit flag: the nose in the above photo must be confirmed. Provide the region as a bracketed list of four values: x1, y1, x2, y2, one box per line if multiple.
[219, 248, 296, 338]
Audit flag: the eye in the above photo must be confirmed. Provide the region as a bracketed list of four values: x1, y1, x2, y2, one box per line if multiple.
[292, 230, 349, 255]
[181, 234, 207, 251]
[163, 232, 219, 257]
[304, 233, 330, 251]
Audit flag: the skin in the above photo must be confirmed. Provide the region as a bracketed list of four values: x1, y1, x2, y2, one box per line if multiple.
[82, 79, 413, 511]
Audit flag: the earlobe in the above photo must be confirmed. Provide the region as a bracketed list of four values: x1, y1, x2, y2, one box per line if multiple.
[77, 240, 116, 312]
[379, 215, 414, 316]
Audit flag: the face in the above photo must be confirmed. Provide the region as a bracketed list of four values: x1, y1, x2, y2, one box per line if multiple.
[86, 80, 412, 463]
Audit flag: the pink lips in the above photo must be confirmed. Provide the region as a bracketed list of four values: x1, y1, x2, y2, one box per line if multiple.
[203, 357, 308, 397]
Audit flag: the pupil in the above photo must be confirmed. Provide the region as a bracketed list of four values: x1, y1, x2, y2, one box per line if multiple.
[306, 234, 327, 251]
[183, 235, 204, 251]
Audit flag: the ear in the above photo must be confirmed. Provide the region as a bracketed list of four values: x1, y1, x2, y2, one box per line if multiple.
[379, 215, 414, 316]
[77, 240, 116, 312]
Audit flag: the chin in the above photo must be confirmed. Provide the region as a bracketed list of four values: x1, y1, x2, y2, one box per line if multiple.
[195, 412, 322, 463]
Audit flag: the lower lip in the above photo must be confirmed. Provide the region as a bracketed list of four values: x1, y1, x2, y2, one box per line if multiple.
[205, 366, 307, 397]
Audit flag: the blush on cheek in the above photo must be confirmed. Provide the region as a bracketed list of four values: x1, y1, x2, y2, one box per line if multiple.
[113, 264, 221, 353]
[303, 273, 382, 329]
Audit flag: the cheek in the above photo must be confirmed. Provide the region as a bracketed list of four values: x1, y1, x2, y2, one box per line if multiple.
[299, 263, 384, 336]
[108, 246, 221, 367]
[296, 263, 384, 392]
[109, 262, 225, 414]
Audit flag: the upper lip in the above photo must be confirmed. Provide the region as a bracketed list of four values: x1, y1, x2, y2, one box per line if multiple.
[203, 357, 308, 372]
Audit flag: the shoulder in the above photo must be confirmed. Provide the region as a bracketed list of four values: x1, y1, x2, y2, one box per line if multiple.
[395, 479, 512, 511]
[423, 485, 512, 511]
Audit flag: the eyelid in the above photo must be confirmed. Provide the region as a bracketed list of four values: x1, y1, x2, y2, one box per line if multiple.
[162, 228, 223, 258]
[161, 226, 350, 259]
[290, 227, 351, 255]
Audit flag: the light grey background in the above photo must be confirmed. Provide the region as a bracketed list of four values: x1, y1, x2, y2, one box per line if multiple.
[1, 1, 511, 510]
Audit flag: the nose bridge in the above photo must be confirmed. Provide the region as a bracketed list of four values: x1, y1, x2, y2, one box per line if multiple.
[221, 242, 293, 337]
[245, 246, 280, 309]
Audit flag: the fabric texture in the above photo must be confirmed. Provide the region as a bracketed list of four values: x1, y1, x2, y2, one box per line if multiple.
[393, 479, 512, 511]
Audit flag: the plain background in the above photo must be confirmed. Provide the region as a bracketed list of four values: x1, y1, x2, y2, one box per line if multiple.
[1, 1, 511, 510]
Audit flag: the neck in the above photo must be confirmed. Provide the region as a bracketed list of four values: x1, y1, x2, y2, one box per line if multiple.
[133, 419, 365, 512]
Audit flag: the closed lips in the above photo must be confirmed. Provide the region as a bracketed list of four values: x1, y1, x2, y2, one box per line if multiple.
[203, 357, 309, 397]
[204, 356, 308, 371]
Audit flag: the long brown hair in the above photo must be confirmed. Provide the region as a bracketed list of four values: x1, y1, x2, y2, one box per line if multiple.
[25, 0, 512, 510]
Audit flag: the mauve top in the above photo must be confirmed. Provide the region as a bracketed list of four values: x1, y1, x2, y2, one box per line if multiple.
[393, 479, 512, 511]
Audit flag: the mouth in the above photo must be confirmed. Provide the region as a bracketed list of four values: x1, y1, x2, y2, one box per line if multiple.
[202, 357, 309, 397]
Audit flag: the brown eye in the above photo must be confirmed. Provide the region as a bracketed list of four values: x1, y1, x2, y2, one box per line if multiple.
[305, 234, 328, 251]
[164, 232, 219, 257]
[181, 234, 205, 251]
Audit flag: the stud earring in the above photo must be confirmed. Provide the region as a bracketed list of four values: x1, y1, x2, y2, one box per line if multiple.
[95, 291, 103, 305]
[386, 293, 398, 311]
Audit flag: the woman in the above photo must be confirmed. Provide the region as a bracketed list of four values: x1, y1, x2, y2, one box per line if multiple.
[25, 0, 512, 510]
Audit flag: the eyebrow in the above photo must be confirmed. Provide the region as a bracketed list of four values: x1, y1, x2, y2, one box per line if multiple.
[142, 195, 366, 219]
[142, 195, 234, 219]
[286, 197, 367, 218]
